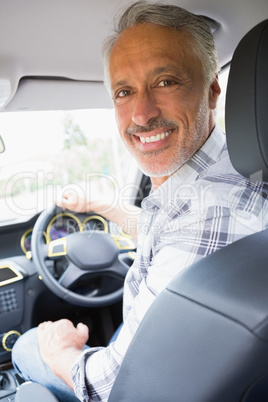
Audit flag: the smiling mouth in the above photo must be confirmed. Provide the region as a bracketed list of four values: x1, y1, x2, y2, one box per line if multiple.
[139, 130, 172, 144]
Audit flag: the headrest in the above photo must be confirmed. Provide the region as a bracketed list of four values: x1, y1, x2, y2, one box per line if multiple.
[225, 20, 268, 181]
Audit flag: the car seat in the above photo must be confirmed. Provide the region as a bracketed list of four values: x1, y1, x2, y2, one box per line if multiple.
[15, 18, 268, 402]
[108, 18, 268, 402]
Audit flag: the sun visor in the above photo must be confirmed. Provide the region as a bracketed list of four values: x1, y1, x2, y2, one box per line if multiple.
[0, 61, 20, 110]
[2, 78, 113, 112]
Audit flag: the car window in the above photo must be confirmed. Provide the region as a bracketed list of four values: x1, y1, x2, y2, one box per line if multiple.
[0, 108, 134, 224]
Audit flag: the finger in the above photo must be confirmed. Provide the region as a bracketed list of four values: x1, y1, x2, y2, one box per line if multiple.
[77, 323, 89, 341]
[38, 321, 52, 329]
[55, 190, 73, 207]
[58, 318, 74, 328]
[55, 196, 64, 208]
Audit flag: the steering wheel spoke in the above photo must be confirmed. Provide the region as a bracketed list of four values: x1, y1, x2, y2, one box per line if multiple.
[47, 237, 67, 258]
[58, 261, 84, 289]
[108, 255, 131, 279]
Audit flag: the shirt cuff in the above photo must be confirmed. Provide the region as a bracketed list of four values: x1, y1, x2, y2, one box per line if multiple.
[71, 346, 105, 400]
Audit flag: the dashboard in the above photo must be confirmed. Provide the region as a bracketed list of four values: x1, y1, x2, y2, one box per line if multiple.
[20, 211, 133, 259]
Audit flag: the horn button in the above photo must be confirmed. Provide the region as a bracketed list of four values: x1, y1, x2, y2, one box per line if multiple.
[66, 231, 119, 270]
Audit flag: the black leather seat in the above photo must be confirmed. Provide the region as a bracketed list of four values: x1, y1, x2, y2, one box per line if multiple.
[15, 18, 268, 402]
[109, 19, 268, 402]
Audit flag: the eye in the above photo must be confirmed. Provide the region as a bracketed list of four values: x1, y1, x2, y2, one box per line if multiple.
[157, 79, 177, 87]
[115, 89, 131, 99]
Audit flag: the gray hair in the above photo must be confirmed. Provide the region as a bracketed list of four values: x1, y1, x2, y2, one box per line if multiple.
[102, 1, 219, 90]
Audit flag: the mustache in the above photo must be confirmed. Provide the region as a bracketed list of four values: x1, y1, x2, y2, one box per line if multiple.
[126, 119, 178, 135]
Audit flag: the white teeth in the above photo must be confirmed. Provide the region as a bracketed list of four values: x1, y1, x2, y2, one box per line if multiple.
[140, 130, 171, 144]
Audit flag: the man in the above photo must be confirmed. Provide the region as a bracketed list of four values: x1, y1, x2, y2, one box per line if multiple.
[12, 2, 268, 402]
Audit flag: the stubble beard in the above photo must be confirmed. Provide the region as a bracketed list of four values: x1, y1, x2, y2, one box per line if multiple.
[124, 99, 210, 178]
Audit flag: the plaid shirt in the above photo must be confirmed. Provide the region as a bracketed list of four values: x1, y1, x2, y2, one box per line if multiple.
[71, 124, 268, 401]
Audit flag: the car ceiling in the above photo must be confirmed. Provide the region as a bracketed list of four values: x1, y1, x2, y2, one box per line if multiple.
[0, 0, 267, 112]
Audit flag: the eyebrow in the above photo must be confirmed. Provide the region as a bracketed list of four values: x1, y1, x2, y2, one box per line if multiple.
[152, 64, 190, 77]
[111, 64, 189, 90]
[111, 79, 128, 89]
[152, 66, 178, 75]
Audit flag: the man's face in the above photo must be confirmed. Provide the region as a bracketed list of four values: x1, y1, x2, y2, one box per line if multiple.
[109, 23, 220, 187]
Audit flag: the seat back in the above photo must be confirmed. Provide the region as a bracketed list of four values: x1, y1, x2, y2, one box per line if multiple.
[109, 19, 268, 402]
[226, 20, 268, 180]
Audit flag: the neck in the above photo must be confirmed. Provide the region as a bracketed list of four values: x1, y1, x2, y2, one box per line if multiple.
[151, 175, 171, 191]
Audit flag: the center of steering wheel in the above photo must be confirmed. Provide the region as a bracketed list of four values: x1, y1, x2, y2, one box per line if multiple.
[66, 231, 119, 270]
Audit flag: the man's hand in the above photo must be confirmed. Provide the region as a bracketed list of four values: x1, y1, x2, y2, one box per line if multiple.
[56, 190, 88, 213]
[37, 319, 89, 388]
[56, 188, 141, 240]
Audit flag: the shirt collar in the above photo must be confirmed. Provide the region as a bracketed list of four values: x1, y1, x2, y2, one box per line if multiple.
[142, 124, 226, 211]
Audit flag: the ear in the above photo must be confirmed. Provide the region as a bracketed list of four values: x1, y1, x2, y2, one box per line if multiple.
[209, 74, 221, 110]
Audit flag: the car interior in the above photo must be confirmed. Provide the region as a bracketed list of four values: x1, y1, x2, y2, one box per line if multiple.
[0, 0, 267, 401]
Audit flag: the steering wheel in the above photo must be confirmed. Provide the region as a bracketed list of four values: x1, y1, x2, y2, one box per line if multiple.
[31, 205, 135, 307]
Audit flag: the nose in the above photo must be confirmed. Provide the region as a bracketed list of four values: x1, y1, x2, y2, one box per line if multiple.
[132, 90, 161, 127]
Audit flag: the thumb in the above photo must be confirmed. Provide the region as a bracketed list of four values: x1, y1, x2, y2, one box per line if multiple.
[77, 322, 89, 342]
